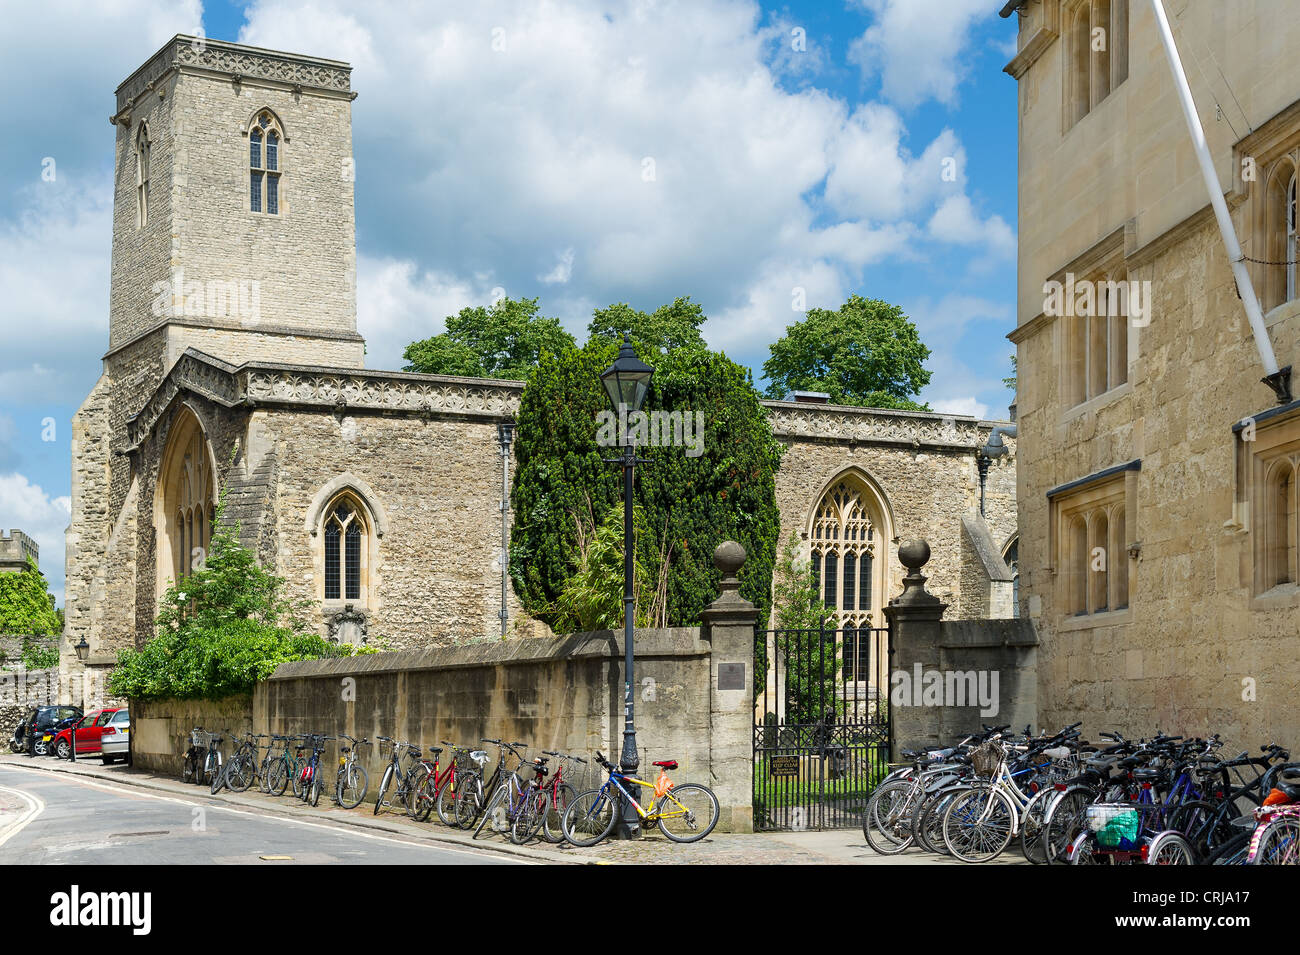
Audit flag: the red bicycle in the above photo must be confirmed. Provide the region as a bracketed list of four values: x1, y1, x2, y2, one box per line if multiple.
[537, 750, 584, 844]
[411, 741, 473, 826]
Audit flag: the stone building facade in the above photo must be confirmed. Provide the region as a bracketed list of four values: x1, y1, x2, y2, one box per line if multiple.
[61, 35, 1017, 707]
[0, 530, 38, 574]
[1004, 1, 1300, 744]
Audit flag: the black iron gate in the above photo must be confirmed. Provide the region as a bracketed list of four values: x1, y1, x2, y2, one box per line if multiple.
[752, 622, 891, 830]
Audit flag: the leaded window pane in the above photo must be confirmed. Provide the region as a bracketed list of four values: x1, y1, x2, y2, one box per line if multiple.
[345, 523, 362, 601]
[267, 132, 278, 171]
[267, 174, 279, 215]
[250, 130, 262, 169]
[251, 172, 262, 212]
[325, 523, 341, 600]
[843, 553, 855, 611]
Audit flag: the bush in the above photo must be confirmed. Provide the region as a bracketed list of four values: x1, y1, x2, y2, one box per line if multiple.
[109, 494, 366, 701]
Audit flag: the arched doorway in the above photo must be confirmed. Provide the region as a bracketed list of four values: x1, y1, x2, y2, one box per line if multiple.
[155, 406, 216, 595]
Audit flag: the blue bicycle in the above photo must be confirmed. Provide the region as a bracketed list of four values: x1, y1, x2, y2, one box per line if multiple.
[560, 751, 718, 847]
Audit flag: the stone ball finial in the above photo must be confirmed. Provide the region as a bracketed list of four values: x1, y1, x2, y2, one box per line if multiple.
[898, 539, 931, 572]
[714, 540, 746, 576]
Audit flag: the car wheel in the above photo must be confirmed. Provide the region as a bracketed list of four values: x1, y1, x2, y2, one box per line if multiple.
[56, 739, 71, 760]
[34, 739, 48, 756]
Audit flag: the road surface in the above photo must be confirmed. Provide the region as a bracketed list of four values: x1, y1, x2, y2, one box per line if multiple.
[0, 763, 521, 865]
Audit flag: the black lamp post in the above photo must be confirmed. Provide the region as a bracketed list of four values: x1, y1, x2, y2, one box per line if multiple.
[72, 638, 90, 762]
[599, 334, 654, 839]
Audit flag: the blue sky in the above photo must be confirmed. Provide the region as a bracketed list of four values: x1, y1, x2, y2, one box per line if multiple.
[0, 0, 1020, 603]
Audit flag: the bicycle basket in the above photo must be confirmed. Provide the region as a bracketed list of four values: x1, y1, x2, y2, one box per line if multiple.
[190, 729, 208, 748]
[469, 750, 490, 768]
[970, 740, 1005, 777]
[1086, 804, 1140, 849]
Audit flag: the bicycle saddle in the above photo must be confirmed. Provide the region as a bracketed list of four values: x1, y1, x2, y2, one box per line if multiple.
[1132, 767, 1160, 783]
[653, 760, 678, 770]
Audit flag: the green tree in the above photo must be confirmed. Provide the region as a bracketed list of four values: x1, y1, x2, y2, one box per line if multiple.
[762, 294, 932, 410]
[552, 502, 656, 632]
[0, 557, 60, 637]
[402, 297, 576, 380]
[588, 296, 708, 354]
[109, 494, 364, 701]
[510, 320, 782, 631]
[1003, 354, 1018, 392]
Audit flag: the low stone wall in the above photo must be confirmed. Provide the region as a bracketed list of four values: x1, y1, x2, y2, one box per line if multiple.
[0, 667, 61, 736]
[132, 695, 256, 777]
[127, 544, 760, 831]
[888, 540, 1039, 755]
[128, 626, 756, 830]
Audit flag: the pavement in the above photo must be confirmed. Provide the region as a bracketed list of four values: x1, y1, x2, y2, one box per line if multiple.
[0, 752, 1025, 865]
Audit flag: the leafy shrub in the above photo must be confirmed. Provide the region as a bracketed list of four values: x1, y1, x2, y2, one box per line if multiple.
[109, 495, 368, 701]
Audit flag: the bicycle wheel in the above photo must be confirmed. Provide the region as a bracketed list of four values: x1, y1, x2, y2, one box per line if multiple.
[862, 780, 917, 855]
[473, 787, 510, 840]
[917, 786, 964, 856]
[1168, 799, 1233, 856]
[436, 774, 461, 827]
[409, 769, 435, 822]
[1069, 832, 1100, 865]
[182, 751, 198, 785]
[656, 783, 719, 843]
[227, 755, 255, 793]
[1253, 817, 1300, 864]
[1043, 786, 1092, 864]
[941, 787, 1015, 863]
[337, 764, 368, 810]
[455, 779, 483, 829]
[310, 769, 322, 807]
[402, 772, 423, 817]
[268, 759, 289, 796]
[562, 788, 618, 848]
[293, 760, 307, 799]
[1019, 788, 1054, 864]
[1208, 830, 1251, 865]
[373, 765, 394, 816]
[544, 783, 577, 844]
[511, 789, 549, 845]
[1147, 831, 1197, 865]
[259, 757, 275, 793]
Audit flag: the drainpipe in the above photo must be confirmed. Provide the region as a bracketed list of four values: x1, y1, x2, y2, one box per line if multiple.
[1149, 0, 1292, 404]
[498, 422, 515, 638]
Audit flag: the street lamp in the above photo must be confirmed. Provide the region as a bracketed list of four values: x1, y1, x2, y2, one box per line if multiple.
[600, 334, 654, 839]
[74, 637, 89, 662]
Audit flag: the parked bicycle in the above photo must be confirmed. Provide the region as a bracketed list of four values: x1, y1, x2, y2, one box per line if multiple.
[334, 734, 371, 809]
[561, 751, 719, 846]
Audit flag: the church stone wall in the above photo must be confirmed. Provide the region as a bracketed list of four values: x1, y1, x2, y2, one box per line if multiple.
[260, 407, 526, 649]
[767, 401, 1018, 621]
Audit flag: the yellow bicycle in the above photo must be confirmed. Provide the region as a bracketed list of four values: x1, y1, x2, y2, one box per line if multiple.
[560, 751, 719, 846]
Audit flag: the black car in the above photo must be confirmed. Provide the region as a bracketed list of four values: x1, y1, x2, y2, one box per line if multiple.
[11, 705, 83, 756]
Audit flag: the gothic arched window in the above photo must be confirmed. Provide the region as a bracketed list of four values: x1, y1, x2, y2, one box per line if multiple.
[136, 124, 151, 229]
[809, 474, 889, 683]
[249, 112, 283, 215]
[323, 497, 368, 602]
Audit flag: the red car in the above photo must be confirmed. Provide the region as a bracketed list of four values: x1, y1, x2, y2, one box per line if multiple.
[52, 708, 125, 761]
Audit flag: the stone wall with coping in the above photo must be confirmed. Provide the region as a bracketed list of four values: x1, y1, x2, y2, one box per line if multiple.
[130, 547, 759, 831]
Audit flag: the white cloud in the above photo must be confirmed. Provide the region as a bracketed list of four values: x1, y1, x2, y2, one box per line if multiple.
[235, 0, 985, 364]
[0, 179, 113, 404]
[931, 396, 991, 419]
[0, 472, 72, 604]
[927, 194, 1016, 265]
[539, 248, 576, 285]
[848, 0, 991, 108]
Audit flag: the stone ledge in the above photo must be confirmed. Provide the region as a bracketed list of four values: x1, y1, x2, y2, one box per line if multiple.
[269, 627, 706, 680]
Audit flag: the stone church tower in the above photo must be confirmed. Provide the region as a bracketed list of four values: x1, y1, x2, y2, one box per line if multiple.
[63, 35, 1017, 711]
